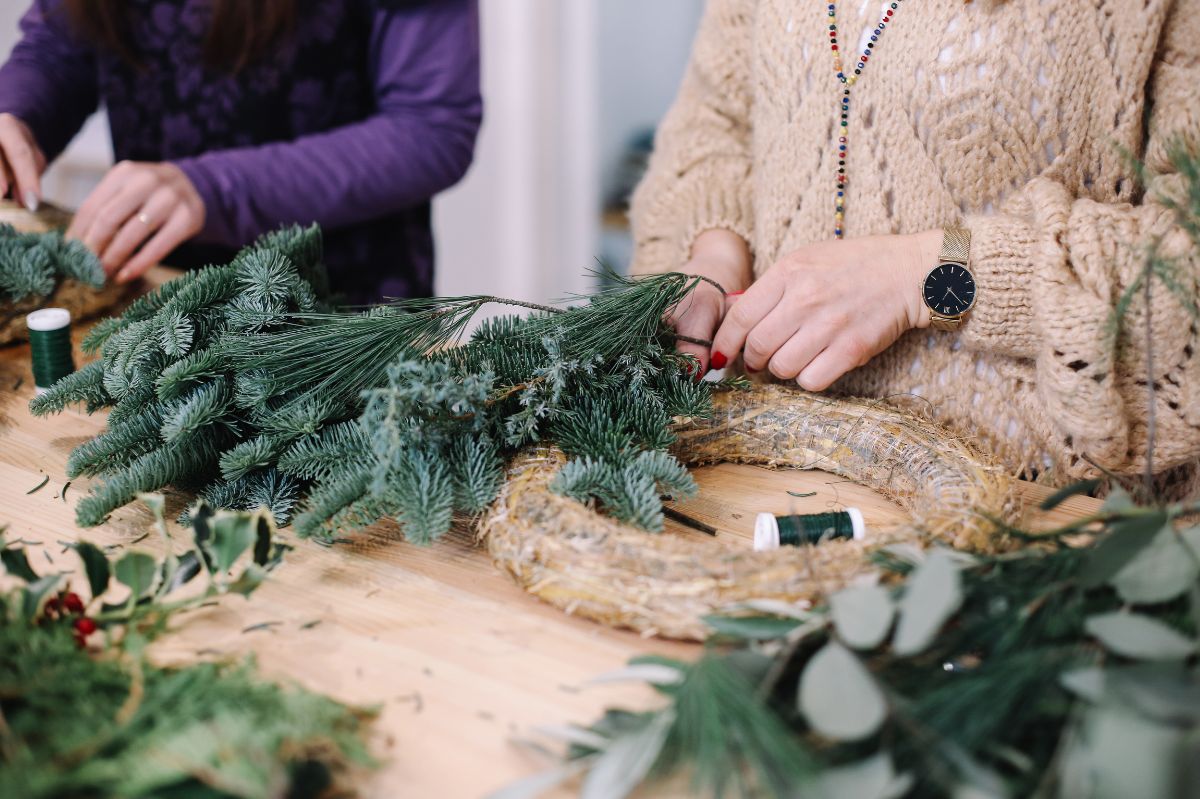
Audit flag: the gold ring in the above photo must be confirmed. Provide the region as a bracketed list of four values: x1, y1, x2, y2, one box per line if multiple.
[136, 212, 152, 226]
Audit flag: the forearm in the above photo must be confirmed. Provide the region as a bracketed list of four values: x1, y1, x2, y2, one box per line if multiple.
[0, 0, 97, 161]
[175, 110, 479, 247]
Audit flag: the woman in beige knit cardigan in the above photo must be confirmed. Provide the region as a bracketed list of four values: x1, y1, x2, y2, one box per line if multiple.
[631, 0, 1200, 489]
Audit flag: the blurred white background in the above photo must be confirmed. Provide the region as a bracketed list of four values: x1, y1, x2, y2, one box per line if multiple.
[0, 0, 702, 301]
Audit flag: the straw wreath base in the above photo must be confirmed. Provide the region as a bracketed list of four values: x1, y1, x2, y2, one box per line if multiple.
[481, 385, 1018, 641]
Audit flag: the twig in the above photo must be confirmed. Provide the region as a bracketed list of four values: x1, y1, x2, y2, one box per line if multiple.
[25, 475, 49, 495]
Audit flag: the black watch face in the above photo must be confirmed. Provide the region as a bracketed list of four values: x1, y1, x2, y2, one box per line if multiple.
[923, 262, 976, 316]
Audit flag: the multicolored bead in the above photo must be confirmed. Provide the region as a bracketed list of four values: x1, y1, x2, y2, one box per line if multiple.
[824, 0, 902, 238]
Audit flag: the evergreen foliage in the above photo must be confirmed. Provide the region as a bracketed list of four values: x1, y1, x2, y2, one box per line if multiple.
[524, 491, 1200, 799]
[0, 502, 375, 798]
[0, 224, 104, 303]
[33, 225, 726, 541]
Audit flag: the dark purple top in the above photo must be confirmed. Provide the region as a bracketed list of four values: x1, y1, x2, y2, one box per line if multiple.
[0, 0, 482, 302]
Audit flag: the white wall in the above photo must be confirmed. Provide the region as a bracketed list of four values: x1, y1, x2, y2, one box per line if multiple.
[433, 0, 600, 302]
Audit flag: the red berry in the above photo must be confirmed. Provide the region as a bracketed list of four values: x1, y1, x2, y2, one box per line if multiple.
[63, 592, 84, 614]
[74, 617, 97, 636]
[44, 596, 61, 617]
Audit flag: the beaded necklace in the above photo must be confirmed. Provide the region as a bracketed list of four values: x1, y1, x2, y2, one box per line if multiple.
[826, 0, 903, 239]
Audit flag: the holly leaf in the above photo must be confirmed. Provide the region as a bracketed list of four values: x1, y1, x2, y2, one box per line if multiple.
[1040, 478, 1102, 510]
[892, 550, 962, 656]
[114, 552, 158, 601]
[1111, 526, 1200, 604]
[1085, 613, 1197, 661]
[830, 584, 894, 650]
[161, 550, 203, 596]
[74, 541, 111, 601]
[208, 511, 258, 574]
[799, 641, 888, 741]
[226, 563, 268, 597]
[1078, 512, 1167, 589]
[21, 573, 64, 620]
[1, 547, 39, 582]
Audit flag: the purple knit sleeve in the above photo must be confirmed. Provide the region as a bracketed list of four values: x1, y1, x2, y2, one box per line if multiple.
[174, 0, 482, 248]
[0, 0, 99, 162]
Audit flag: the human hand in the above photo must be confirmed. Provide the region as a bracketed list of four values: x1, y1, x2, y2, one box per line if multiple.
[66, 161, 205, 283]
[711, 230, 941, 390]
[667, 229, 753, 375]
[0, 113, 47, 211]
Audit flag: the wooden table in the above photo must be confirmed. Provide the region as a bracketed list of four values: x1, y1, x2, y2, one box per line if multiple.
[0, 280, 1101, 798]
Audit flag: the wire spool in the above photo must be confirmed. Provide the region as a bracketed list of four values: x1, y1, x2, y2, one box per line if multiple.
[27, 308, 74, 395]
[754, 509, 865, 551]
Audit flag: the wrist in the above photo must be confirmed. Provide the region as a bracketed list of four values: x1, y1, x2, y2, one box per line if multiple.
[906, 229, 942, 330]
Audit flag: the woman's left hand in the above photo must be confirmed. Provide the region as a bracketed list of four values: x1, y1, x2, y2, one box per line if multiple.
[710, 230, 942, 390]
[66, 161, 205, 284]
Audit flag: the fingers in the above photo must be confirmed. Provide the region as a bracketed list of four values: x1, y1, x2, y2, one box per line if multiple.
[669, 287, 723, 375]
[765, 320, 835, 379]
[710, 276, 783, 368]
[115, 208, 192, 283]
[796, 335, 873, 392]
[741, 302, 806, 372]
[0, 117, 42, 210]
[99, 188, 175, 272]
[76, 171, 158, 271]
[67, 161, 135, 242]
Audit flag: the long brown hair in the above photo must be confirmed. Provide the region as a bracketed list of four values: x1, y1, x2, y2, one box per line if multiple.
[63, 0, 298, 73]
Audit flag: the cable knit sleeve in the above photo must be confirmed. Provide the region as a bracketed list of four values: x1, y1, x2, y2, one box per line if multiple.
[627, 0, 757, 276]
[960, 0, 1200, 477]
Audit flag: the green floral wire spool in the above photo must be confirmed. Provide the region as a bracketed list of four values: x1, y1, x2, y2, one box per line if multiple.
[27, 308, 75, 394]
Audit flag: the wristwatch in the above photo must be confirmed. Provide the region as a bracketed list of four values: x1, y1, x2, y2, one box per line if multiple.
[921, 226, 976, 331]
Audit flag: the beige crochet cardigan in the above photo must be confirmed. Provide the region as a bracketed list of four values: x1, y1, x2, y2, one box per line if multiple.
[630, 0, 1200, 488]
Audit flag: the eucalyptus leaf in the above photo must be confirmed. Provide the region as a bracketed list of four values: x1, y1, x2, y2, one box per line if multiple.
[799, 641, 888, 741]
[1060, 667, 1106, 703]
[1078, 511, 1167, 589]
[1072, 704, 1190, 799]
[114, 551, 158, 601]
[1111, 526, 1200, 604]
[704, 614, 804, 640]
[589, 663, 684, 687]
[893, 549, 962, 656]
[1085, 612, 1197, 661]
[830, 584, 894, 650]
[74, 541, 111, 601]
[1, 547, 39, 582]
[486, 761, 592, 799]
[252, 513, 273, 565]
[579, 708, 674, 799]
[1101, 487, 1134, 513]
[808, 752, 911, 799]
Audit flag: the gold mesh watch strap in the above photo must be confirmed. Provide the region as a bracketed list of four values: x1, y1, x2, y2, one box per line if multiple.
[939, 226, 971, 264]
[928, 226, 972, 331]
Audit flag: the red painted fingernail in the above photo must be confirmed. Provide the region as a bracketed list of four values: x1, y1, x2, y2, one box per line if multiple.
[746, 365, 760, 374]
[727, 290, 744, 297]
[710, 351, 728, 369]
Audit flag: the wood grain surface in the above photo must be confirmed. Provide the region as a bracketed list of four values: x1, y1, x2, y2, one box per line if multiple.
[0, 273, 1101, 798]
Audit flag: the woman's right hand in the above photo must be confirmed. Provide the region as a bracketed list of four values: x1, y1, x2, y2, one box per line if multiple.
[668, 229, 753, 375]
[0, 113, 46, 211]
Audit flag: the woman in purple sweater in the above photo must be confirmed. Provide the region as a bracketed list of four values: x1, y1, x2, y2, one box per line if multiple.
[0, 0, 481, 301]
